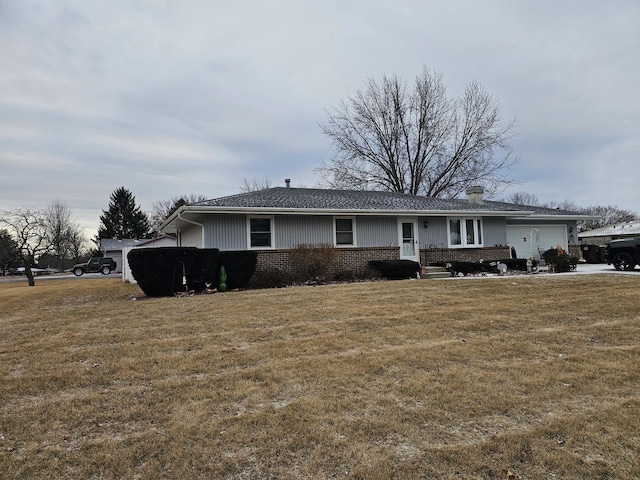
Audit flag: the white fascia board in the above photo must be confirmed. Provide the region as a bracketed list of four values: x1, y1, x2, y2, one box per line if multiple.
[510, 214, 600, 221]
[169, 206, 536, 218]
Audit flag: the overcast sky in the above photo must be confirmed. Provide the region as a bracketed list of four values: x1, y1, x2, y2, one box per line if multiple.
[2, 0, 639, 237]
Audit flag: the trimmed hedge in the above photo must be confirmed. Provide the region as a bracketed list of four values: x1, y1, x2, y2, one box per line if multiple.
[368, 260, 420, 280]
[128, 247, 219, 297]
[219, 250, 258, 290]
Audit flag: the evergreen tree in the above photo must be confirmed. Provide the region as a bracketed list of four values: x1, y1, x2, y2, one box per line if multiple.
[0, 229, 20, 272]
[98, 187, 151, 239]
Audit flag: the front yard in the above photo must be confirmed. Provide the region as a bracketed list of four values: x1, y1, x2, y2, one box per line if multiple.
[1, 275, 639, 479]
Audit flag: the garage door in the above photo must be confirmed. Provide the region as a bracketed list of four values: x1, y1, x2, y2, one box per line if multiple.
[506, 225, 567, 260]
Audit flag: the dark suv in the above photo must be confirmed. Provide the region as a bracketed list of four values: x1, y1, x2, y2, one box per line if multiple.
[605, 237, 640, 271]
[72, 257, 117, 276]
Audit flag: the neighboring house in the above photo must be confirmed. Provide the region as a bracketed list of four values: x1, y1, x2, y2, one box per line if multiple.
[160, 185, 590, 276]
[578, 221, 640, 246]
[101, 236, 176, 273]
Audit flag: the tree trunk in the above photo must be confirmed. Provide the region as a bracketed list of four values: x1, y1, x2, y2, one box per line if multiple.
[23, 256, 36, 286]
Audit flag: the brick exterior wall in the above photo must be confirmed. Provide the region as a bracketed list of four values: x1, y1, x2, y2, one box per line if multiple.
[421, 245, 580, 264]
[421, 246, 511, 264]
[256, 245, 526, 278]
[256, 246, 400, 278]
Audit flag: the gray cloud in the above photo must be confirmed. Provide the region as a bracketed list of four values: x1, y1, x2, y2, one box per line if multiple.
[1, 0, 639, 237]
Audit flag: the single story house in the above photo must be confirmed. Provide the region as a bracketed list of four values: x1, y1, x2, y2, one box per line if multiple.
[578, 221, 640, 246]
[160, 185, 590, 276]
[101, 236, 176, 273]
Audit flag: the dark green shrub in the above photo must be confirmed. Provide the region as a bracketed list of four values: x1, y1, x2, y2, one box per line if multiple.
[219, 250, 258, 289]
[368, 260, 420, 280]
[250, 268, 292, 289]
[289, 243, 337, 281]
[128, 247, 219, 297]
[501, 258, 538, 271]
[542, 247, 578, 273]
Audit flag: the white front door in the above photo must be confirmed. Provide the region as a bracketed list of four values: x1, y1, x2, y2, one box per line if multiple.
[399, 218, 419, 262]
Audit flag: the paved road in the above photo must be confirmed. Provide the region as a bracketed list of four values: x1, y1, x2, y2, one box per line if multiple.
[0, 272, 123, 284]
[1, 263, 637, 285]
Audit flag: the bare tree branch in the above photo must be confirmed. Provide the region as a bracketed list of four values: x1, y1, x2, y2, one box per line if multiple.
[0, 208, 51, 286]
[45, 200, 86, 272]
[150, 194, 208, 233]
[317, 68, 519, 198]
[240, 176, 274, 193]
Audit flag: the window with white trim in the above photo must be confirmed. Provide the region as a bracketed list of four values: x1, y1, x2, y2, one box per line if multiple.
[248, 216, 273, 248]
[334, 217, 355, 246]
[448, 217, 483, 248]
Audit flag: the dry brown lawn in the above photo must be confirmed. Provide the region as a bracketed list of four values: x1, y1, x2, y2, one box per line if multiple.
[1, 274, 639, 479]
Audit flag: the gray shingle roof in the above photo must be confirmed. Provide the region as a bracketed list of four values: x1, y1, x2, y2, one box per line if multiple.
[100, 238, 148, 250]
[194, 187, 580, 216]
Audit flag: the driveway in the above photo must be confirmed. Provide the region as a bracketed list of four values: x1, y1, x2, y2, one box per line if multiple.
[561, 262, 639, 275]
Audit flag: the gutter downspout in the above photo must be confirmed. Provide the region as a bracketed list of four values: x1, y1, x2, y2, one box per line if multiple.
[177, 210, 205, 248]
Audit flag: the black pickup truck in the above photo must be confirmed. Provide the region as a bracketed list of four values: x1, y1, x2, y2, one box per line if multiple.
[72, 257, 117, 276]
[605, 237, 640, 271]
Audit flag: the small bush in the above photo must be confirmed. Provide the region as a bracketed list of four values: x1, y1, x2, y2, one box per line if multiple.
[289, 244, 337, 281]
[219, 250, 258, 290]
[250, 268, 293, 289]
[368, 260, 420, 280]
[542, 247, 578, 273]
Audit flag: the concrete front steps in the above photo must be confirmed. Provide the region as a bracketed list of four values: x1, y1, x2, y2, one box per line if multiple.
[420, 266, 452, 279]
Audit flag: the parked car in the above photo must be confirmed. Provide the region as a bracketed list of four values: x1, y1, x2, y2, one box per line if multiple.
[72, 257, 117, 276]
[605, 237, 640, 271]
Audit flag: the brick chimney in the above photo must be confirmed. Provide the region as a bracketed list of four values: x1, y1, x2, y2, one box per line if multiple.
[466, 186, 484, 205]
[285, 178, 291, 188]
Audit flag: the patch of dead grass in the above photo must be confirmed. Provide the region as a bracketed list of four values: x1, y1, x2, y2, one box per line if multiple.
[1, 275, 639, 479]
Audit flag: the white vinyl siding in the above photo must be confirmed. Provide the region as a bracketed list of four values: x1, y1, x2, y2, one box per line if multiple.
[180, 224, 203, 248]
[274, 216, 332, 248]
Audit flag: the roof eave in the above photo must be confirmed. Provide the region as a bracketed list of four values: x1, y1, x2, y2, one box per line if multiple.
[510, 214, 599, 221]
[162, 205, 535, 219]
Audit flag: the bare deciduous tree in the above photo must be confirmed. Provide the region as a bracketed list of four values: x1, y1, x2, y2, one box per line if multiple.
[506, 191, 540, 206]
[505, 191, 638, 231]
[0, 208, 51, 286]
[45, 200, 86, 272]
[150, 194, 208, 234]
[240, 176, 273, 193]
[579, 205, 637, 231]
[317, 68, 518, 198]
